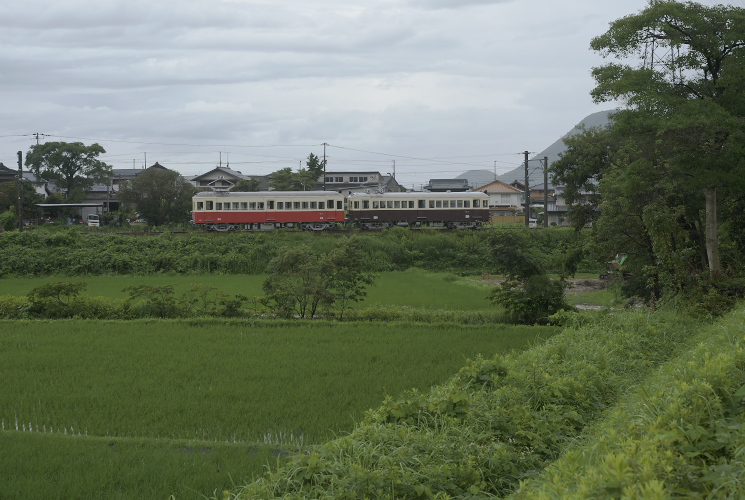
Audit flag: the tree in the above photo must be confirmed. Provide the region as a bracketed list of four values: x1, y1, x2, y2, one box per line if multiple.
[325, 237, 375, 319]
[25, 142, 112, 197]
[261, 246, 329, 318]
[306, 153, 325, 180]
[487, 231, 571, 325]
[268, 167, 302, 191]
[230, 178, 262, 192]
[117, 166, 196, 226]
[589, 1, 745, 274]
[0, 181, 43, 219]
[261, 240, 374, 319]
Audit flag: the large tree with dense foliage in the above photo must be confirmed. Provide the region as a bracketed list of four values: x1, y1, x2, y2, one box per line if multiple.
[554, 1, 745, 303]
[588, 0, 745, 275]
[117, 166, 196, 226]
[25, 142, 112, 197]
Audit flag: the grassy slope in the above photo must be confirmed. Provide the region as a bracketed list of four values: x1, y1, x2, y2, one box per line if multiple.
[510, 304, 745, 499]
[231, 307, 718, 499]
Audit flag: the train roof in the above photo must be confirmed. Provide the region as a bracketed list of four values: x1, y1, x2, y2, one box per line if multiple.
[347, 191, 488, 198]
[194, 190, 343, 198]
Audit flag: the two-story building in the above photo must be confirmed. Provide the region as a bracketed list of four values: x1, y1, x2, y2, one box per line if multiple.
[472, 180, 523, 216]
[319, 172, 402, 195]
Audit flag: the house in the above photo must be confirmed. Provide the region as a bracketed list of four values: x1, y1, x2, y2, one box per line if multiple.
[190, 166, 268, 192]
[0, 162, 51, 197]
[318, 172, 403, 195]
[424, 179, 471, 192]
[472, 180, 523, 216]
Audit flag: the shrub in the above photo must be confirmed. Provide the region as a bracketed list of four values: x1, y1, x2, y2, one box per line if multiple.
[489, 275, 573, 325]
[0, 211, 17, 232]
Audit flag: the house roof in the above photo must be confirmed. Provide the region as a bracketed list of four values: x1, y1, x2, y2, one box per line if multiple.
[190, 166, 252, 181]
[473, 180, 523, 193]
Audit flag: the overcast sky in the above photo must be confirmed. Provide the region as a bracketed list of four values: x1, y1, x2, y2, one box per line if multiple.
[2, 0, 742, 189]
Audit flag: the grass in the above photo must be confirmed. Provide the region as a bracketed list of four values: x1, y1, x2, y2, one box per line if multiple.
[1, 432, 275, 500]
[0, 268, 494, 311]
[0, 318, 556, 499]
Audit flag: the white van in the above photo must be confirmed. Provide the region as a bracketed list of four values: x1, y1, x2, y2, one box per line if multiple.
[86, 214, 101, 227]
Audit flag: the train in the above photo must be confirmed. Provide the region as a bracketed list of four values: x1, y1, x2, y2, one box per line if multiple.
[192, 190, 490, 231]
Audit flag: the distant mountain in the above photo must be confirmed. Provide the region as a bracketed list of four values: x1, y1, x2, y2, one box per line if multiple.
[460, 109, 613, 189]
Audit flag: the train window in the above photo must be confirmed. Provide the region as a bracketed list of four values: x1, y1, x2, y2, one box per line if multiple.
[429, 200, 435, 208]
[268, 201, 274, 210]
[216, 202, 223, 210]
[294, 202, 300, 209]
[373, 201, 379, 209]
[363, 200, 370, 209]
[205, 201, 213, 210]
[474, 200, 480, 208]
[286, 202, 292, 210]
[457, 200, 463, 208]
[223, 203, 230, 211]
[408, 201, 414, 209]
[419, 200, 426, 209]
[328, 200, 335, 208]
[336, 201, 343, 210]
[241, 202, 247, 210]
[257, 202, 264, 210]
[464, 200, 470, 208]
[310, 202, 317, 209]
[353, 201, 359, 209]
[249, 202, 256, 210]
[450, 200, 456, 208]
[436, 200, 442, 208]
[196, 202, 204, 210]
[232, 202, 239, 210]
[277, 202, 284, 209]
[319, 202, 325, 210]
[387, 201, 393, 208]
[302, 202, 309, 209]
[394, 201, 400, 208]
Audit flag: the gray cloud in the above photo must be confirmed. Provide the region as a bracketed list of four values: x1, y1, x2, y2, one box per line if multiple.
[4, 0, 737, 185]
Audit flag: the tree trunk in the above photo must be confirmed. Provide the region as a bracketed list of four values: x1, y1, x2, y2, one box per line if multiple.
[705, 187, 720, 274]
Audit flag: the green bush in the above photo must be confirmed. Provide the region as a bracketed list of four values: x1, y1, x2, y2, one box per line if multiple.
[0, 211, 17, 232]
[489, 275, 573, 325]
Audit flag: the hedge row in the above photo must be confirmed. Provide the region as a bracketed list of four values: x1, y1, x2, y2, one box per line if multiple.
[0, 227, 588, 277]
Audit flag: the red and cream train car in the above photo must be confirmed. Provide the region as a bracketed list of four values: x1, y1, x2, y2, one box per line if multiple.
[192, 191, 346, 231]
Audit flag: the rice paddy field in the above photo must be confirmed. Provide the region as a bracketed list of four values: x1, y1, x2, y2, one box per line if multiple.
[0, 271, 556, 499]
[0, 268, 495, 312]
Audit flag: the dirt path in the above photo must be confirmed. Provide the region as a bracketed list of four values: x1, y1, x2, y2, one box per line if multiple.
[481, 276, 608, 295]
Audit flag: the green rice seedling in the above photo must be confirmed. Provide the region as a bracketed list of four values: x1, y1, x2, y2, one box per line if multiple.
[0, 318, 554, 499]
[0, 431, 276, 500]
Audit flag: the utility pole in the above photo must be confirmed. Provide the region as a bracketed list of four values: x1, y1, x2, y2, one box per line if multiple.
[17, 151, 23, 232]
[392, 160, 396, 179]
[494, 161, 497, 181]
[524, 151, 530, 227]
[543, 156, 549, 228]
[322, 142, 328, 191]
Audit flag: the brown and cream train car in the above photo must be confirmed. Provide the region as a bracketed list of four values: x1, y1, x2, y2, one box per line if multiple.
[347, 192, 490, 229]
